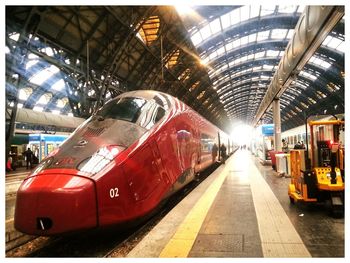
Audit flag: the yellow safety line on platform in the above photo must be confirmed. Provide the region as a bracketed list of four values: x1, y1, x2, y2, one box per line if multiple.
[159, 164, 230, 258]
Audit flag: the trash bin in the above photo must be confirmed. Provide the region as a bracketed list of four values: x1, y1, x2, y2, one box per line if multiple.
[269, 151, 284, 171]
[276, 153, 290, 176]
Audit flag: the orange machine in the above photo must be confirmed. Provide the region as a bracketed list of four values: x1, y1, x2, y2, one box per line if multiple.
[288, 118, 344, 216]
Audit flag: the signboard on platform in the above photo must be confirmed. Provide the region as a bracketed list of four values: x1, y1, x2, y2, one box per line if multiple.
[261, 124, 274, 136]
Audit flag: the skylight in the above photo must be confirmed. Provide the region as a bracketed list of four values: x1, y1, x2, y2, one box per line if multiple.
[52, 79, 66, 91]
[210, 18, 221, 35]
[191, 31, 202, 46]
[278, 5, 297, 13]
[200, 24, 212, 41]
[257, 30, 269, 41]
[19, 88, 32, 101]
[271, 29, 288, 39]
[29, 65, 60, 86]
[260, 6, 275, 16]
[9, 32, 20, 41]
[308, 55, 332, 69]
[26, 59, 39, 70]
[38, 93, 52, 105]
[57, 98, 67, 108]
[322, 35, 344, 53]
[300, 70, 317, 81]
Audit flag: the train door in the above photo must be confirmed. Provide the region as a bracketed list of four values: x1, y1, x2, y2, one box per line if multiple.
[123, 143, 162, 202]
[174, 113, 195, 175]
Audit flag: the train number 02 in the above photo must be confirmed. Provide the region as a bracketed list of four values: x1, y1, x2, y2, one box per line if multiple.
[109, 187, 120, 198]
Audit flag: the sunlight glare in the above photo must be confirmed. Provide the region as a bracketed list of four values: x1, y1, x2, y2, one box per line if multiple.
[231, 124, 253, 147]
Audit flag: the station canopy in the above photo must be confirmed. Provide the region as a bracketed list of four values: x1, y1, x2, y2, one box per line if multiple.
[6, 6, 344, 132]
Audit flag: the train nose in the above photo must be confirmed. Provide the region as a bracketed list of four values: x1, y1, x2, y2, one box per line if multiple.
[14, 173, 97, 235]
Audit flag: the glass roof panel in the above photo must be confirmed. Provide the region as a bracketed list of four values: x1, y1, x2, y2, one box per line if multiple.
[240, 36, 249, 45]
[257, 30, 270, 41]
[38, 93, 52, 105]
[25, 59, 39, 70]
[57, 98, 68, 108]
[308, 55, 332, 69]
[266, 50, 280, 57]
[250, 6, 261, 18]
[210, 18, 221, 35]
[248, 33, 257, 43]
[191, 31, 202, 46]
[336, 41, 345, 52]
[29, 65, 60, 86]
[297, 5, 306, 13]
[260, 6, 276, 16]
[278, 5, 297, 13]
[255, 51, 266, 58]
[300, 70, 317, 81]
[19, 88, 32, 101]
[217, 46, 225, 55]
[322, 35, 344, 52]
[240, 6, 250, 22]
[52, 79, 66, 91]
[271, 29, 288, 39]
[200, 24, 212, 41]
[220, 12, 231, 30]
[9, 32, 20, 41]
[325, 36, 342, 48]
[286, 29, 294, 39]
[230, 8, 240, 26]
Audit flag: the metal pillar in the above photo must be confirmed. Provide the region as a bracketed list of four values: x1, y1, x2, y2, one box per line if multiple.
[273, 99, 282, 151]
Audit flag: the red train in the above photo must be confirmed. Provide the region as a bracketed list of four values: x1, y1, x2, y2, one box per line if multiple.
[15, 90, 233, 235]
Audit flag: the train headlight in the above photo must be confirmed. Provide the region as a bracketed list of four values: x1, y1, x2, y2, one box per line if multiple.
[77, 145, 125, 175]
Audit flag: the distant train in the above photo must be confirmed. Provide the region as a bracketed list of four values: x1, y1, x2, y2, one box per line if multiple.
[15, 90, 234, 235]
[281, 114, 345, 151]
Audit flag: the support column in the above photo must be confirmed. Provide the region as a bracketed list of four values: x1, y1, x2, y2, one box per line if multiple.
[273, 99, 282, 151]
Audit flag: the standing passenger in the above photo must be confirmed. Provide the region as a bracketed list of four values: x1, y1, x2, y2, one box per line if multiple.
[24, 148, 33, 169]
[212, 143, 218, 163]
[220, 143, 227, 164]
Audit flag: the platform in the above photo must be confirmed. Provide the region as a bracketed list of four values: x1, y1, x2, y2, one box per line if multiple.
[127, 149, 344, 258]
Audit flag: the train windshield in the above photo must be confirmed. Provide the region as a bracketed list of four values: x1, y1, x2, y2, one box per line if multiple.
[96, 97, 146, 123]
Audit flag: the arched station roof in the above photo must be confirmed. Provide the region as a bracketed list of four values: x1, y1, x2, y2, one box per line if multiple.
[6, 5, 344, 134]
[179, 5, 344, 130]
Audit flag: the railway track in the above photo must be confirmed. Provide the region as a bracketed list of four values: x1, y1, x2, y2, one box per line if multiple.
[6, 162, 222, 257]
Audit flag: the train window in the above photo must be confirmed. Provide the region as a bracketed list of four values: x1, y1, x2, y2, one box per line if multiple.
[200, 133, 214, 153]
[154, 107, 165, 123]
[139, 102, 166, 129]
[96, 97, 146, 123]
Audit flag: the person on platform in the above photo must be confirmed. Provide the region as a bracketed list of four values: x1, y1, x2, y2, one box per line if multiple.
[24, 148, 34, 169]
[212, 143, 218, 163]
[294, 141, 302, 149]
[220, 143, 227, 164]
[282, 139, 289, 152]
[6, 157, 13, 172]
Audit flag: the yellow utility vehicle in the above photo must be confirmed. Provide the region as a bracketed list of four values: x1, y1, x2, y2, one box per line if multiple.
[288, 117, 344, 216]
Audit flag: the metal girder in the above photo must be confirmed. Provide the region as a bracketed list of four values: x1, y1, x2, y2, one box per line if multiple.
[253, 6, 344, 126]
[281, 91, 344, 131]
